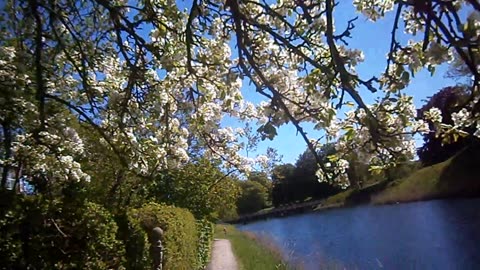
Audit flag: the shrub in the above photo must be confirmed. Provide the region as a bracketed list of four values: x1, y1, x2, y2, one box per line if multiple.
[196, 219, 214, 270]
[126, 202, 198, 270]
[0, 194, 124, 269]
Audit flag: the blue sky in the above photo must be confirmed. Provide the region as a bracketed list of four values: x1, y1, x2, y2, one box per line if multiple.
[219, 2, 465, 165]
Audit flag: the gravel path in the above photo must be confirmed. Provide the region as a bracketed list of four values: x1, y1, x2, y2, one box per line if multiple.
[206, 239, 238, 270]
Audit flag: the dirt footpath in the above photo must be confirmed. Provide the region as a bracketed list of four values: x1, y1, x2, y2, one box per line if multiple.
[206, 239, 238, 270]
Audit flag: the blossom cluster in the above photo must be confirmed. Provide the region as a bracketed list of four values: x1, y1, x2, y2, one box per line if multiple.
[1, 0, 479, 190]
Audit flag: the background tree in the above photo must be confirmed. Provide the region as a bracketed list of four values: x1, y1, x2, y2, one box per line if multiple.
[271, 164, 296, 206]
[270, 145, 343, 207]
[293, 144, 340, 200]
[236, 180, 268, 215]
[247, 171, 272, 202]
[417, 86, 474, 166]
[248, 171, 271, 189]
[152, 159, 241, 221]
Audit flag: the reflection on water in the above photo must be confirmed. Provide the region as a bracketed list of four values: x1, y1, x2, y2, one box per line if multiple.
[238, 198, 480, 270]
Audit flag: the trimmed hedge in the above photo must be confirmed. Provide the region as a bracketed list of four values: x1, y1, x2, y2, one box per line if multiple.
[196, 219, 214, 270]
[126, 202, 198, 270]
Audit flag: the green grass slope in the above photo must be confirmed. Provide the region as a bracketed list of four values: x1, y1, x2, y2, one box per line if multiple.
[373, 145, 480, 204]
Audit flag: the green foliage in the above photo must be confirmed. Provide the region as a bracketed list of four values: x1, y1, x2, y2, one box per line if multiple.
[196, 219, 214, 270]
[248, 171, 272, 190]
[152, 159, 240, 221]
[72, 202, 125, 269]
[126, 202, 198, 270]
[0, 194, 124, 269]
[236, 181, 269, 215]
[0, 192, 25, 267]
[271, 163, 296, 183]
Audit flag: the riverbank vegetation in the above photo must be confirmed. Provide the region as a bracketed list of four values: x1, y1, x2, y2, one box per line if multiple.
[238, 141, 480, 220]
[214, 225, 292, 270]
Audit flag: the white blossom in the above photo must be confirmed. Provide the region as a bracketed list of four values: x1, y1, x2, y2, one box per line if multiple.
[451, 108, 472, 127]
[424, 108, 443, 123]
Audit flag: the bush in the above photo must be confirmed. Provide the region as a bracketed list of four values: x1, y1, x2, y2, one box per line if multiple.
[0, 194, 124, 269]
[196, 219, 214, 270]
[126, 202, 198, 270]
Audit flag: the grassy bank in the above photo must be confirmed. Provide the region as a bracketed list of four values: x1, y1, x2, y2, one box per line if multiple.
[309, 145, 480, 210]
[214, 225, 292, 270]
[373, 145, 480, 204]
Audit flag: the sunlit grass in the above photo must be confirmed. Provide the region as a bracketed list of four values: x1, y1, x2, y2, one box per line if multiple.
[318, 189, 354, 208]
[372, 160, 448, 204]
[213, 224, 294, 270]
[373, 146, 480, 204]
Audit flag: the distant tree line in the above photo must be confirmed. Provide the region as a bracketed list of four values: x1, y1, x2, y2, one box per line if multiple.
[270, 144, 341, 207]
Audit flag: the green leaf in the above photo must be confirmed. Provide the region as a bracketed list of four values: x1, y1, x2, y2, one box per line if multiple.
[395, 65, 404, 76]
[388, 97, 398, 102]
[225, 99, 232, 108]
[328, 108, 336, 121]
[327, 154, 339, 162]
[401, 71, 410, 82]
[264, 123, 277, 140]
[368, 165, 383, 175]
[345, 128, 355, 140]
[257, 123, 277, 141]
[453, 133, 459, 142]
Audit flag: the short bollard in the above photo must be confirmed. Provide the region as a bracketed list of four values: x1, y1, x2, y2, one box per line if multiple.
[150, 227, 164, 270]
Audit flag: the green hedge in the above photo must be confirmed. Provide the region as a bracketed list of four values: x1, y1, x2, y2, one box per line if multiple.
[126, 202, 199, 270]
[1, 196, 215, 270]
[196, 219, 214, 270]
[0, 194, 124, 269]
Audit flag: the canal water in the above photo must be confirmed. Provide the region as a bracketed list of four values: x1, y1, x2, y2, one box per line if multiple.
[238, 198, 480, 269]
